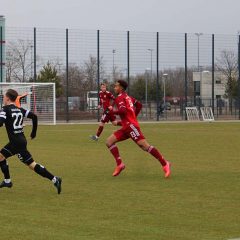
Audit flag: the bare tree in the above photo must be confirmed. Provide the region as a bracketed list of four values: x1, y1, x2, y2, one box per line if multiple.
[216, 50, 238, 98]
[83, 55, 105, 90]
[6, 39, 33, 82]
[112, 66, 125, 80]
[5, 49, 18, 82]
[60, 63, 85, 96]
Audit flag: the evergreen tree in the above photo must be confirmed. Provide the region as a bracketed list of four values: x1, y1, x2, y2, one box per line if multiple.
[37, 62, 63, 97]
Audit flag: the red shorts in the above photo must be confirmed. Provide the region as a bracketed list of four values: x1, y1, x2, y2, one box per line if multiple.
[101, 112, 116, 123]
[114, 124, 145, 143]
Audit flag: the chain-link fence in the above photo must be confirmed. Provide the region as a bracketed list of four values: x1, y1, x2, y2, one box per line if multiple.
[0, 27, 240, 121]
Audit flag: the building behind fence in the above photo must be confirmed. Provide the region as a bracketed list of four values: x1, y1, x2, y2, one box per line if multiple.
[0, 21, 240, 121]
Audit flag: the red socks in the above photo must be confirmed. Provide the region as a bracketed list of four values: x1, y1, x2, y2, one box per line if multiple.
[108, 144, 166, 167]
[148, 146, 167, 166]
[108, 145, 122, 166]
[96, 126, 104, 137]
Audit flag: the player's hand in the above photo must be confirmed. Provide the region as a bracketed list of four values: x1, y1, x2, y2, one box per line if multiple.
[30, 132, 36, 139]
[108, 106, 113, 111]
[98, 105, 101, 109]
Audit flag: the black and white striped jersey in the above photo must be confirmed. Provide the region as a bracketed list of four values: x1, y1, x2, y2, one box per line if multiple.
[0, 104, 29, 145]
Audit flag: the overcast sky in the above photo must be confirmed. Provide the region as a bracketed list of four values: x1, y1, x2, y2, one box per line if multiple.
[1, 0, 240, 34]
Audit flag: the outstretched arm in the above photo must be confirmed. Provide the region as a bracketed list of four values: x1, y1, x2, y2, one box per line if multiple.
[27, 112, 38, 139]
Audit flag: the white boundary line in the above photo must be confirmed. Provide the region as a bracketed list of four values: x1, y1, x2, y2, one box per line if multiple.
[55, 120, 240, 125]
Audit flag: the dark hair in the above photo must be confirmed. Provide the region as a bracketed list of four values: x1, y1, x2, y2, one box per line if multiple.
[117, 80, 128, 90]
[100, 82, 107, 86]
[6, 89, 18, 102]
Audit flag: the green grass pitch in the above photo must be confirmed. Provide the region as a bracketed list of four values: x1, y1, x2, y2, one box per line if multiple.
[0, 122, 240, 240]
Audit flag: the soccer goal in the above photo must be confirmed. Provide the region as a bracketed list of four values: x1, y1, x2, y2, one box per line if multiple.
[185, 107, 200, 121]
[0, 82, 56, 125]
[200, 107, 215, 122]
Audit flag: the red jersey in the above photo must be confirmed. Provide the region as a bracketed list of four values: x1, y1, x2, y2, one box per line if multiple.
[113, 92, 140, 129]
[99, 91, 115, 110]
[130, 96, 142, 116]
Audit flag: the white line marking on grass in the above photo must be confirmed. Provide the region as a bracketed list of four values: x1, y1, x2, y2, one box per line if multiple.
[56, 120, 240, 125]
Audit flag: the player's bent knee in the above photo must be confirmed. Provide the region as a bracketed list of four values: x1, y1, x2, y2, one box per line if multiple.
[139, 144, 147, 151]
[106, 135, 117, 147]
[106, 139, 112, 148]
[99, 122, 105, 127]
[28, 161, 37, 170]
[0, 153, 6, 161]
[137, 140, 149, 151]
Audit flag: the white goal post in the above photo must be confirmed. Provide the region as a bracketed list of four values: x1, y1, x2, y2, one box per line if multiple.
[0, 82, 56, 125]
[200, 107, 215, 122]
[185, 107, 200, 121]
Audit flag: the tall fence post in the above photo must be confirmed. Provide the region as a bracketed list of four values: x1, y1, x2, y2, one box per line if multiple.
[184, 33, 188, 120]
[0, 26, 2, 82]
[97, 30, 100, 122]
[156, 32, 160, 121]
[34, 27, 37, 82]
[127, 31, 130, 94]
[238, 34, 240, 120]
[212, 34, 215, 114]
[66, 28, 69, 122]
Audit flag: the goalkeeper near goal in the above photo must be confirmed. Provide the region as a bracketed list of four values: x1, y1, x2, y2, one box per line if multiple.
[0, 89, 62, 194]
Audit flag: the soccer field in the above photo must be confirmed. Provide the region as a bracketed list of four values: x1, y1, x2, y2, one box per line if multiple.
[1, 122, 240, 240]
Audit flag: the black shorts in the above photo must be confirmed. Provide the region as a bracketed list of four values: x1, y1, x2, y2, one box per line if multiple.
[0, 143, 34, 166]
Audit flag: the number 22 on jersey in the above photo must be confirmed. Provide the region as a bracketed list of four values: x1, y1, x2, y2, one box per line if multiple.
[12, 112, 23, 130]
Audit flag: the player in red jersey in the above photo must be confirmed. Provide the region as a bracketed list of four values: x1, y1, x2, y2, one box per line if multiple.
[90, 83, 120, 141]
[105, 80, 171, 178]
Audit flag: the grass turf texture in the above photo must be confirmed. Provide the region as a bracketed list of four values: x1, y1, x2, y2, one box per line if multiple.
[0, 122, 240, 240]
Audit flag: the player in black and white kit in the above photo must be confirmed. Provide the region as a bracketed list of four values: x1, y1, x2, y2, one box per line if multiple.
[0, 89, 62, 194]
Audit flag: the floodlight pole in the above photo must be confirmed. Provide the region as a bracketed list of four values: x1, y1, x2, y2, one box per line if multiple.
[194, 33, 203, 105]
[195, 33, 203, 72]
[145, 69, 149, 118]
[147, 49, 153, 81]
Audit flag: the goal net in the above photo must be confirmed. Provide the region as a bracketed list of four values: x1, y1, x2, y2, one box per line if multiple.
[0, 82, 56, 125]
[185, 107, 200, 121]
[200, 107, 215, 122]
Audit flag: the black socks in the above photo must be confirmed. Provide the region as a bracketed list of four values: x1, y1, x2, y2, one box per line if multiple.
[34, 164, 54, 181]
[0, 160, 10, 180]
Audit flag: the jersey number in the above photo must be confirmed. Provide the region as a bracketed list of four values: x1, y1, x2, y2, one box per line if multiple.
[12, 113, 23, 130]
